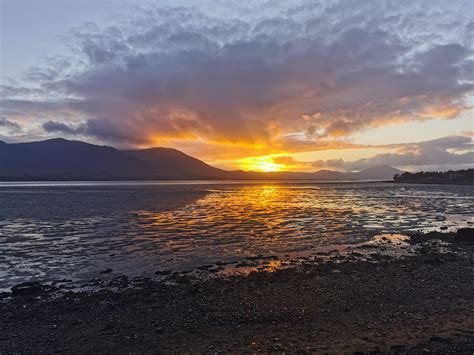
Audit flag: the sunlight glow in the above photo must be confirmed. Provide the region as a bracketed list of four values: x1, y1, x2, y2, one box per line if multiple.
[239, 156, 285, 172]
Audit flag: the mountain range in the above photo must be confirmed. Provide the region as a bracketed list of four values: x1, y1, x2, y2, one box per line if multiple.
[0, 138, 402, 181]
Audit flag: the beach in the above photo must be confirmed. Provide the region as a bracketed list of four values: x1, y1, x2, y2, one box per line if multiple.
[1, 229, 473, 353]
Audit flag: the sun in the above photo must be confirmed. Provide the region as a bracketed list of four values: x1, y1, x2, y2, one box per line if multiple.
[253, 160, 282, 172]
[239, 156, 285, 172]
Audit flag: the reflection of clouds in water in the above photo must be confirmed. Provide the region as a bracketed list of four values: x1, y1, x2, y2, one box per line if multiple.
[0, 182, 472, 289]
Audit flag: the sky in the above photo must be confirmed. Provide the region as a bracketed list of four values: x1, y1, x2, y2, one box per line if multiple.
[0, 0, 473, 172]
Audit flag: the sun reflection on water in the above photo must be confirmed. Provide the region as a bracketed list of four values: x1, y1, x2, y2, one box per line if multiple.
[139, 184, 473, 262]
[265, 260, 283, 272]
[0, 183, 472, 288]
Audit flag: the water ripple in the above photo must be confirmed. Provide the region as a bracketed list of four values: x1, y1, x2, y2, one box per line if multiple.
[0, 182, 472, 289]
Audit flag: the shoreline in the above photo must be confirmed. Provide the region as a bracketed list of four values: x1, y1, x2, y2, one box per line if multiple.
[392, 180, 474, 186]
[0, 179, 471, 189]
[1, 229, 473, 353]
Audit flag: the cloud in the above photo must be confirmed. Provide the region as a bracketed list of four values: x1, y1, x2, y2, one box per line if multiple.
[43, 120, 79, 135]
[313, 135, 474, 171]
[1, 0, 473, 156]
[0, 117, 21, 133]
[272, 156, 296, 165]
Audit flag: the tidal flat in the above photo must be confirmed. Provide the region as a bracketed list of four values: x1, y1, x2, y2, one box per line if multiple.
[1, 182, 472, 290]
[1, 229, 473, 353]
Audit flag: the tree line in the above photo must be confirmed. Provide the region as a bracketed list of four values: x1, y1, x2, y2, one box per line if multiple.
[393, 169, 474, 184]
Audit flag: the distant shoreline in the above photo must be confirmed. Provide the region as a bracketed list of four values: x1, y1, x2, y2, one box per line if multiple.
[0, 179, 472, 186]
[2, 179, 474, 188]
[393, 169, 473, 185]
[392, 180, 474, 185]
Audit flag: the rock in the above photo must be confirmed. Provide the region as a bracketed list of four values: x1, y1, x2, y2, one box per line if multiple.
[196, 266, 207, 271]
[215, 261, 230, 266]
[424, 256, 442, 264]
[11, 282, 46, 297]
[208, 266, 224, 273]
[429, 336, 453, 344]
[454, 228, 474, 243]
[188, 287, 200, 295]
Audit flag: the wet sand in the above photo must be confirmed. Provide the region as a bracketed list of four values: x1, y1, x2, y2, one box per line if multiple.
[1, 229, 473, 354]
[2, 182, 472, 290]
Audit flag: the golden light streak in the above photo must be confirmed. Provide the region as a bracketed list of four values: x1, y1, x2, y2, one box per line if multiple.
[238, 155, 286, 172]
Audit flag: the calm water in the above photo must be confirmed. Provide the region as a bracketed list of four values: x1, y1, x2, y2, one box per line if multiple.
[0, 181, 473, 289]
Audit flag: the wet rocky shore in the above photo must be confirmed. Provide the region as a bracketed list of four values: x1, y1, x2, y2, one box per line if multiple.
[1, 228, 473, 354]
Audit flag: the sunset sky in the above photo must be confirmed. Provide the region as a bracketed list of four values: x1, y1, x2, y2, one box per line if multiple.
[1, 0, 473, 172]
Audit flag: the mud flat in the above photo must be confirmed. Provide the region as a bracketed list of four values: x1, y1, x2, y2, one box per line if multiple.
[1, 229, 473, 354]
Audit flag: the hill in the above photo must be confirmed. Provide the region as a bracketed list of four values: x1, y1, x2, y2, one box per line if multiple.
[351, 166, 402, 180]
[126, 147, 233, 179]
[0, 138, 401, 181]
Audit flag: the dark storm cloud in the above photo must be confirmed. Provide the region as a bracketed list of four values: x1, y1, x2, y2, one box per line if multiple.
[2, 0, 474, 149]
[42, 117, 149, 143]
[43, 120, 79, 135]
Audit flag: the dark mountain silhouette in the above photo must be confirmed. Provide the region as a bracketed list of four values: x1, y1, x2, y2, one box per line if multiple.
[351, 166, 402, 180]
[0, 138, 402, 181]
[0, 139, 148, 180]
[126, 147, 231, 179]
[238, 166, 401, 181]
